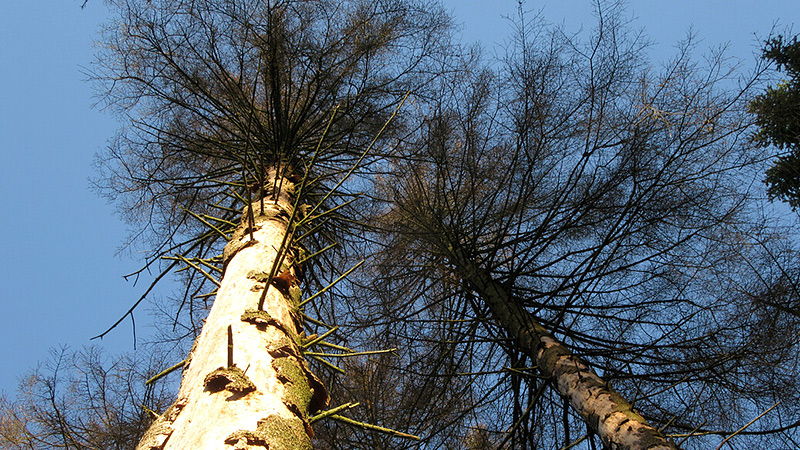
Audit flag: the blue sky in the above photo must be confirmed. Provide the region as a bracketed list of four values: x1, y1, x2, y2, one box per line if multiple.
[0, 0, 798, 397]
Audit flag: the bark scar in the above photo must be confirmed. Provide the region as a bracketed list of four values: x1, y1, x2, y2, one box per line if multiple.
[203, 366, 256, 396]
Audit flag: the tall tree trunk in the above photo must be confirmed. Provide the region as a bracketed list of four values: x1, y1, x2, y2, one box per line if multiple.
[137, 172, 327, 450]
[448, 246, 679, 450]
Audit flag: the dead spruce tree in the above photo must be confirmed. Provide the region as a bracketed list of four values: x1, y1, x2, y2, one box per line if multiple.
[354, 5, 800, 450]
[92, 0, 451, 448]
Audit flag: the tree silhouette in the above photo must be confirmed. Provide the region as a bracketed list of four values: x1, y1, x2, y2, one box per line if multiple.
[0, 347, 174, 450]
[347, 4, 800, 449]
[750, 34, 800, 209]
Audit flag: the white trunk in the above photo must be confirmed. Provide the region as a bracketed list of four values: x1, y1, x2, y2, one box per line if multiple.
[138, 176, 326, 450]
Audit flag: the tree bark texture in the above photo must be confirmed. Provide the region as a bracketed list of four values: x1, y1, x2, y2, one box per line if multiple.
[449, 247, 679, 450]
[137, 175, 327, 450]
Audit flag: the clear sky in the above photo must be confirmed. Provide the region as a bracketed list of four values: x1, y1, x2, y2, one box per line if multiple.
[0, 0, 798, 397]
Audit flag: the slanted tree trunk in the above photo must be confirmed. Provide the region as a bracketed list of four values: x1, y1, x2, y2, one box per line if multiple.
[137, 171, 327, 450]
[448, 246, 679, 450]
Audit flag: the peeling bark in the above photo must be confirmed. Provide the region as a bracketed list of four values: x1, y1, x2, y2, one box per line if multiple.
[137, 173, 327, 450]
[449, 248, 680, 450]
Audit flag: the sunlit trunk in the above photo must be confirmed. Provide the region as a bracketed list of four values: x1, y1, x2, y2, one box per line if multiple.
[449, 247, 679, 450]
[137, 172, 326, 450]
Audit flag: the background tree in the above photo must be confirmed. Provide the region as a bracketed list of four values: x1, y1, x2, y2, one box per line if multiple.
[750, 34, 800, 209]
[0, 347, 173, 450]
[320, 4, 800, 449]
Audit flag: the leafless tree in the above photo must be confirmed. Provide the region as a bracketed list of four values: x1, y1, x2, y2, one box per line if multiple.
[0, 347, 173, 450]
[338, 3, 800, 449]
[90, 0, 453, 448]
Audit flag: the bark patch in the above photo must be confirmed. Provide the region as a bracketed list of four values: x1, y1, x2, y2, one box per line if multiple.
[241, 309, 297, 341]
[224, 415, 312, 450]
[223, 237, 257, 268]
[204, 366, 256, 395]
[288, 285, 302, 305]
[247, 271, 271, 283]
[272, 355, 329, 437]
